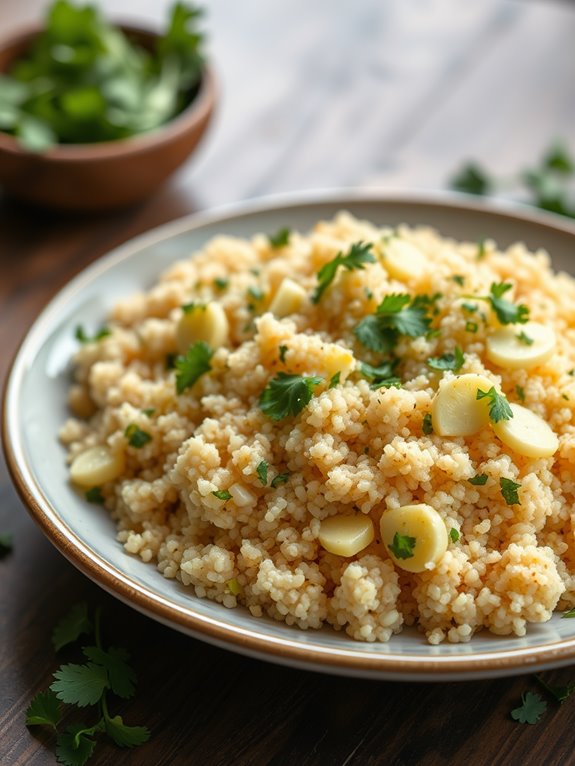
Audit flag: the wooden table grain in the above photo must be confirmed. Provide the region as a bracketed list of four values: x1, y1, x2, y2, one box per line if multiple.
[2, 1, 575, 764]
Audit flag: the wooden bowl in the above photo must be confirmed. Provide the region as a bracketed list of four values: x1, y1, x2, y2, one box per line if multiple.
[0, 24, 216, 211]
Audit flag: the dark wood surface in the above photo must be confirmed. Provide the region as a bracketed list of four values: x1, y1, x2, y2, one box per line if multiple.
[2, 1, 575, 764]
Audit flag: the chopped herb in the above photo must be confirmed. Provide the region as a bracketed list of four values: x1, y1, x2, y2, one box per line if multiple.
[535, 674, 575, 704]
[181, 302, 205, 314]
[359, 359, 400, 390]
[249, 268, 261, 276]
[543, 142, 574, 174]
[511, 692, 547, 725]
[426, 328, 442, 340]
[515, 385, 526, 403]
[75, 325, 110, 344]
[427, 347, 465, 372]
[248, 286, 264, 302]
[517, 331, 534, 346]
[256, 461, 268, 486]
[371, 378, 402, 390]
[142, 408, 156, 417]
[476, 239, 487, 260]
[569, 369, 575, 377]
[212, 490, 232, 501]
[365, 288, 374, 300]
[312, 241, 375, 303]
[226, 578, 241, 596]
[278, 345, 288, 363]
[451, 163, 491, 196]
[452, 275, 465, 286]
[462, 302, 478, 313]
[388, 532, 416, 560]
[354, 293, 432, 353]
[449, 528, 460, 543]
[472, 282, 530, 326]
[476, 386, 513, 423]
[259, 372, 322, 420]
[0, 532, 13, 558]
[268, 227, 291, 248]
[329, 371, 341, 389]
[500, 477, 521, 505]
[165, 352, 177, 370]
[465, 321, 478, 333]
[214, 277, 229, 290]
[271, 472, 290, 488]
[469, 474, 488, 486]
[563, 394, 570, 401]
[174, 341, 213, 394]
[124, 424, 152, 449]
[85, 487, 105, 505]
[422, 413, 433, 435]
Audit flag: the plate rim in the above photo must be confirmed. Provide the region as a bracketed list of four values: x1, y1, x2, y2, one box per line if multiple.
[5, 188, 575, 681]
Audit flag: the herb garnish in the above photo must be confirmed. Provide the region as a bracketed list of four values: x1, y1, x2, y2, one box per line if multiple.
[462, 302, 478, 313]
[515, 385, 526, 403]
[278, 345, 288, 363]
[312, 242, 375, 303]
[256, 461, 268, 486]
[468, 283, 529, 325]
[452, 275, 465, 286]
[75, 326, 111, 344]
[174, 341, 213, 394]
[422, 413, 433, 435]
[388, 532, 416, 560]
[427, 347, 465, 372]
[359, 360, 401, 390]
[0, 532, 13, 558]
[465, 321, 478, 333]
[268, 228, 291, 248]
[328, 372, 341, 389]
[85, 487, 105, 505]
[476, 387, 513, 423]
[142, 408, 156, 418]
[500, 477, 521, 505]
[510, 692, 547, 724]
[449, 528, 460, 543]
[517, 331, 534, 346]
[124, 424, 152, 448]
[259, 372, 322, 420]
[212, 490, 232, 501]
[214, 277, 229, 290]
[248, 286, 264, 302]
[451, 163, 491, 196]
[535, 674, 575, 704]
[354, 293, 432, 353]
[271, 472, 290, 488]
[468, 474, 488, 486]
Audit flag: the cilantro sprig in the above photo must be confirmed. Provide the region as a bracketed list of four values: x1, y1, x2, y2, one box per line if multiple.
[359, 360, 401, 390]
[312, 242, 375, 303]
[26, 603, 150, 765]
[174, 341, 213, 394]
[354, 293, 432, 353]
[476, 386, 513, 423]
[259, 372, 322, 420]
[427, 347, 465, 372]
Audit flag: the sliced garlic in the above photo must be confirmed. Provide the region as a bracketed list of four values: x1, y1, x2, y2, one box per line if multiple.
[176, 302, 229, 354]
[431, 373, 495, 436]
[318, 514, 374, 557]
[380, 504, 448, 573]
[269, 278, 307, 318]
[70, 445, 125, 488]
[486, 322, 555, 370]
[492, 402, 558, 458]
[380, 238, 427, 282]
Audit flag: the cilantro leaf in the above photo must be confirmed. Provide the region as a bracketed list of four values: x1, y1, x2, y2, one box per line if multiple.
[75, 325, 110, 344]
[451, 162, 491, 196]
[465, 321, 478, 333]
[312, 242, 375, 303]
[278, 345, 288, 363]
[50, 662, 109, 707]
[354, 293, 432, 353]
[476, 386, 513, 423]
[329, 371, 341, 389]
[175, 341, 213, 394]
[353, 315, 397, 354]
[488, 283, 530, 325]
[52, 603, 93, 652]
[511, 692, 547, 724]
[359, 360, 400, 389]
[268, 227, 291, 248]
[468, 474, 488, 486]
[388, 532, 416, 560]
[427, 347, 465, 372]
[104, 715, 150, 748]
[0, 532, 13, 558]
[256, 461, 268, 486]
[124, 424, 152, 449]
[543, 142, 574, 174]
[516, 331, 534, 346]
[271, 472, 290, 488]
[85, 487, 104, 504]
[212, 490, 232, 501]
[56, 725, 97, 766]
[500, 477, 521, 506]
[449, 528, 460, 543]
[142, 408, 156, 417]
[25, 689, 61, 729]
[83, 646, 136, 699]
[563, 608, 575, 618]
[515, 385, 525, 403]
[214, 277, 229, 290]
[259, 372, 322, 420]
[535, 674, 575, 704]
[451, 275, 465, 286]
[422, 413, 433, 435]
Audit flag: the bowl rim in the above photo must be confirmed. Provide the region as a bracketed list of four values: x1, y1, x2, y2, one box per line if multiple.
[5, 188, 575, 681]
[0, 21, 216, 160]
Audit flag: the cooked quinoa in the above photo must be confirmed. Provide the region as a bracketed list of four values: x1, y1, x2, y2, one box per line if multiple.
[60, 212, 575, 645]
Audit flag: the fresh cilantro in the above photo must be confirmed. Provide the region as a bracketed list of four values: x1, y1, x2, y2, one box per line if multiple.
[452, 275, 465, 286]
[451, 163, 492, 196]
[427, 347, 465, 372]
[449, 528, 460, 543]
[516, 385, 526, 403]
[75, 325, 110, 344]
[0, 532, 13, 558]
[214, 277, 229, 290]
[476, 386, 513, 423]
[329, 371, 341, 389]
[511, 692, 547, 724]
[165, 352, 177, 370]
[569, 369, 575, 377]
[181, 302, 204, 314]
[52, 603, 92, 652]
[465, 321, 478, 333]
[469, 283, 529, 325]
[248, 286, 264, 302]
[388, 532, 416, 560]
[271, 472, 290, 488]
[563, 394, 570, 401]
[85, 487, 105, 505]
[175, 341, 213, 394]
[359, 360, 400, 390]
[535, 674, 575, 704]
[56, 724, 98, 766]
[124, 424, 152, 449]
[462, 302, 478, 313]
[256, 461, 268, 486]
[312, 241, 375, 303]
[422, 413, 433, 435]
[104, 715, 150, 748]
[82, 646, 136, 699]
[476, 239, 487, 260]
[563, 608, 575, 618]
[51, 663, 109, 707]
[468, 474, 488, 486]
[259, 372, 322, 420]
[500, 477, 521, 505]
[25, 689, 61, 729]
[142, 408, 156, 417]
[278, 345, 288, 363]
[517, 331, 534, 346]
[371, 377, 402, 390]
[268, 228, 291, 248]
[212, 490, 232, 501]
[354, 293, 432, 353]
[365, 288, 374, 300]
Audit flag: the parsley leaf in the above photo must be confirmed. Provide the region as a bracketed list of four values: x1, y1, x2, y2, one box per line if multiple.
[50, 662, 109, 707]
[511, 692, 547, 724]
[124, 424, 152, 448]
[451, 162, 492, 196]
[212, 490, 232, 501]
[25, 689, 61, 729]
[256, 461, 268, 486]
[175, 341, 213, 394]
[259, 372, 322, 420]
[75, 325, 110, 344]
[52, 603, 93, 652]
[0, 532, 13, 558]
[500, 477, 521, 506]
[312, 241, 375, 303]
[487, 283, 530, 325]
[422, 413, 433, 435]
[354, 293, 432, 353]
[56, 724, 97, 766]
[105, 715, 150, 748]
[329, 371, 341, 389]
[271, 472, 290, 488]
[476, 386, 513, 423]
[469, 474, 488, 486]
[268, 227, 291, 248]
[82, 646, 136, 700]
[449, 528, 460, 543]
[427, 347, 465, 372]
[388, 532, 416, 560]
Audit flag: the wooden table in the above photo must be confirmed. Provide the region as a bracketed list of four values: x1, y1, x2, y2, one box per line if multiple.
[2, 1, 575, 764]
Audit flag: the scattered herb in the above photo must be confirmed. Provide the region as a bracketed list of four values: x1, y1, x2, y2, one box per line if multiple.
[174, 341, 213, 394]
[248, 286, 264, 302]
[278, 345, 288, 363]
[52, 603, 93, 652]
[450, 163, 492, 196]
[388, 532, 416, 560]
[510, 692, 547, 724]
[476, 386, 513, 423]
[213, 277, 229, 290]
[329, 371, 341, 389]
[256, 461, 268, 486]
[124, 424, 152, 449]
[85, 487, 104, 505]
[422, 413, 433, 435]
[212, 490, 232, 501]
[165, 352, 177, 370]
[259, 372, 322, 421]
[354, 293, 432, 353]
[563, 394, 570, 401]
[0, 532, 13, 558]
[569, 369, 575, 377]
[271, 472, 290, 488]
[535, 674, 575, 704]
[181, 302, 204, 314]
[476, 239, 487, 260]
[312, 241, 375, 303]
[469, 474, 488, 486]
[268, 227, 291, 248]
[465, 321, 478, 333]
[427, 347, 465, 372]
[515, 385, 526, 403]
[468, 283, 529, 325]
[141, 408, 156, 417]
[462, 302, 478, 313]
[451, 275, 465, 286]
[365, 288, 374, 300]
[359, 360, 400, 390]
[75, 325, 110, 344]
[25, 689, 61, 729]
[500, 477, 522, 506]
[449, 528, 460, 543]
[226, 578, 241, 596]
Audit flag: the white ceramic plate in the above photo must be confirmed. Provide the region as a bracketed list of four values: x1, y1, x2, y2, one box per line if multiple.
[5, 190, 575, 681]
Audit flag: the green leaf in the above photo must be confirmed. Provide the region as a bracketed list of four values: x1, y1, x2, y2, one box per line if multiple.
[449, 528, 460, 543]
[543, 142, 574, 174]
[515, 385, 525, 403]
[500, 477, 521, 506]
[56, 725, 97, 766]
[268, 227, 291, 248]
[535, 674, 575, 704]
[468, 474, 488, 486]
[328, 371, 341, 389]
[0, 532, 13, 558]
[271, 472, 290, 488]
[511, 692, 547, 724]
[105, 714, 150, 748]
[388, 532, 416, 560]
[248, 286, 264, 302]
[427, 347, 465, 372]
[312, 241, 375, 303]
[516, 331, 534, 346]
[25, 689, 61, 729]
[75, 325, 111, 344]
[259, 372, 323, 420]
[465, 321, 478, 333]
[476, 386, 513, 423]
[353, 315, 397, 354]
[157, 1, 205, 90]
[83, 645, 136, 699]
[354, 293, 432, 353]
[175, 341, 213, 394]
[50, 662, 109, 707]
[487, 283, 529, 325]
[52, 603, 92, 652]
[212, 490, 232, 501]
[278, 345, 288, 363]
[450, 162, 491, 195]
[142, 408, 156, 417]
[563, 608, 575, 618]
[256, 461, 268, 486]
[0, 74, 30, 105]
[451, 275, 465, 286]
[124, 424, 152, 449]
[16, 115, 57, 152]
[85, 487, 104, 505]
[214, 277, 229, 290]
[422, 413, 433, 435]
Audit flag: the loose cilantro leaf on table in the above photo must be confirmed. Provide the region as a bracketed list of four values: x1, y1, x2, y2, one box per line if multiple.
[104, 715, 150, 748]
[259, 372, 322, 420]
[388, 532, 416, 560]
[52, 603, 93, 652]
[312, 241, 375, 303]
[175, 340, 213, 394]
[256, 460, 268, 486]
[0, 532, 13, 558]
[268, 227, 291, 248]
[56, 724, 98, 766]
[476, 386, 513, 423]
[500, 477, 521, 505]
[511, 692, 547, 724]
[25, 689, 61, 729]
[82, 646, 136, 699]
[51, 662, 109, 707]
[354, 293, 432, 353]
[75, 325, 111, 344]
[535, 674, 575, 704]
[451, 163, 492, 196]
[427, 347, 465, 372]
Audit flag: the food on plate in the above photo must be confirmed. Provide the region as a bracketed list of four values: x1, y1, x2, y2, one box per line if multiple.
[60, 212, 575, 645]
